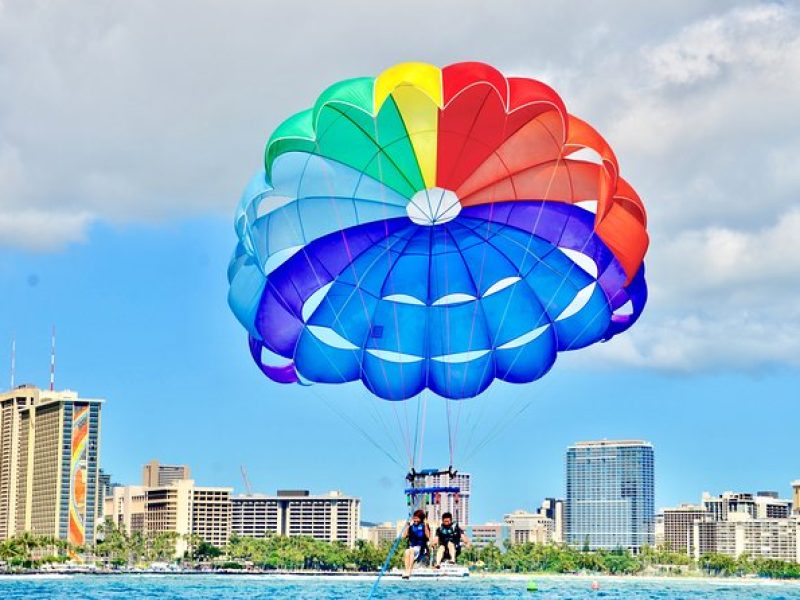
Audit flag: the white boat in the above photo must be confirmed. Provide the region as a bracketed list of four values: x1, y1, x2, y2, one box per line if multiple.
[391, 563, 470, 578]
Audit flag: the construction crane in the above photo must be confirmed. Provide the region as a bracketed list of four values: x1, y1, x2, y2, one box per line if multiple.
[240, 464, 253, 496]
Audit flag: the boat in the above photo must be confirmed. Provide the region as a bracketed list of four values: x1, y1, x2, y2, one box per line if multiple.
[390, 563, 470, 578]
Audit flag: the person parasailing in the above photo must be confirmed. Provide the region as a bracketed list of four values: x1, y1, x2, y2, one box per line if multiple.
[401, 509, 431, 579]
[432, 511, 470, 567]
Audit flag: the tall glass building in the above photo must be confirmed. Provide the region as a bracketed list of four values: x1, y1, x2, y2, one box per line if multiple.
[565, 440, 654, 551]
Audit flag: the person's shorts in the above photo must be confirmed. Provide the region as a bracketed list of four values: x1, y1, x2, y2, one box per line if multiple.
[410, 545, 426, 562]
[441, 543, 461, 560]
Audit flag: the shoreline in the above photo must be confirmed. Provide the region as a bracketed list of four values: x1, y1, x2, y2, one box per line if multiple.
[2, 570, 800, 586]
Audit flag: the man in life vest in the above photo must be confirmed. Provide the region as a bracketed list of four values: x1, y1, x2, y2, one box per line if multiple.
[432, 512, 471, 567]
[401, 509, 431, 578]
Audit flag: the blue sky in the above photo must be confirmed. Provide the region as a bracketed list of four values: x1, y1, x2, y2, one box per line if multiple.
[2, 1, 800, 523]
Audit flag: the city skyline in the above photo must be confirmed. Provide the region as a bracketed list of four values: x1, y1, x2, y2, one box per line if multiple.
[3, 383, 798, 561]
[4, 384, 797, 535]
[3, 373, 800, 526]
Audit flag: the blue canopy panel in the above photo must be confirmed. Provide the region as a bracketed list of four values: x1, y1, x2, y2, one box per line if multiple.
[242, 200, 644, 400]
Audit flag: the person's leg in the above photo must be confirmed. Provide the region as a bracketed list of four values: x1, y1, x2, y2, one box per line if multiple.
[435, 544, 445, 566]
[447, 542, 456, 563]
[403, 548, 413, 577]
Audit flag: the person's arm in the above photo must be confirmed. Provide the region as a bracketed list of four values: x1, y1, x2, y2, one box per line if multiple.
[457, 526, 470, 547]
[425, 524, 432, 543]
[401, 525, 410, 539]
[430, 527, 439, 547]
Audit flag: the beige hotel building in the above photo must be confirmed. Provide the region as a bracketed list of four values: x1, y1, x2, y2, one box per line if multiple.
[0, 385, 103, 546]
[104, 462, 232, 558]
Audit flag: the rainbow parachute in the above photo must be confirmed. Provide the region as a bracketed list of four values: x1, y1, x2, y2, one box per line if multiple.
[228, 62, 648, 400]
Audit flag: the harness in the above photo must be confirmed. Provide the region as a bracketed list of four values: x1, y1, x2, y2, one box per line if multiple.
[437, 523, 461, 546]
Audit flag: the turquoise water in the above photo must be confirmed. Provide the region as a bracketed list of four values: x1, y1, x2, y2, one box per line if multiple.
[2, 574, 800, 599]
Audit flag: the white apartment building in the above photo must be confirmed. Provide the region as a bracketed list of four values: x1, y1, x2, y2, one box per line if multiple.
[702, 491, 792, 521]
[231, 490, 360, 548]
[692, 514, 800, 562]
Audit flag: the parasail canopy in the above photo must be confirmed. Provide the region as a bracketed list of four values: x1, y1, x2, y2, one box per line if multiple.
[228, 61, 648, 401]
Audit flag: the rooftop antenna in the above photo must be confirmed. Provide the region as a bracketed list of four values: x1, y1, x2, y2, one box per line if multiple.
[49, 325, 56, 391]
[10, 335, 15, 390]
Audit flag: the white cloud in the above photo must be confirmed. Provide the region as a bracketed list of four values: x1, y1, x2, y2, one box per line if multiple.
[577, 210, 800, 372]
[646, 4, 792, 86]
[0, 209, 92, 251]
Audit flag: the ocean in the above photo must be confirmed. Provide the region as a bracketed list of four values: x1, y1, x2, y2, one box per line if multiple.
[2, 574, 800, 599]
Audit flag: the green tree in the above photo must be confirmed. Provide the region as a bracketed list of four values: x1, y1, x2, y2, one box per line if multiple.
[148, 532, 178, 562]
[350, 540, 384, 571]
[700, 552, 736, 576]
[193, 540, 222, 561]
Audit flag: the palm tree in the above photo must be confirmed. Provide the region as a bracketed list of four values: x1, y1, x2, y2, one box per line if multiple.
[15, 531, 41, 562]
[149, 532, 178, 562]
[182, 533, 203, 563]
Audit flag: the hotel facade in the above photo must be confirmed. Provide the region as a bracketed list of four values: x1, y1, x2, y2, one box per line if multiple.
[0, 385, 103, 546]
[231, 490, 361, 548]
[565, 439, 655, 552]
[144, 479, 233, 557]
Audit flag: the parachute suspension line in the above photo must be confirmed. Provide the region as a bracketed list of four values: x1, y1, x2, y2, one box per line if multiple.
[265, 148, 401, 425]
[445, 397, 455, 468]
[463, 373, 558, 463]
[261, 192, 405, 471]
[391, 400, 414, 469]
[411, 392, 423, 470]
[361, 390, 407, 468]
[467, 148, 566, 388]
[450, 397, 465, 467]
[414, 392, 429, 471]
[438, 221, 455, 452]
[470, 209, 602, 457]
[463, 392, 538, 463]
[500, 146, 610, 378]
[309, 388, 404, 469]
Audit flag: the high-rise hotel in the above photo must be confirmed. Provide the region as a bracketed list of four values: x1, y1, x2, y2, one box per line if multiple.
[565, 439, 654, 552]
[0, 385, 103, 546]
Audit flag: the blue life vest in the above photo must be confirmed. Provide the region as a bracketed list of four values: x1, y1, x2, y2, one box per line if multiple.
[408, 522, 427, 546]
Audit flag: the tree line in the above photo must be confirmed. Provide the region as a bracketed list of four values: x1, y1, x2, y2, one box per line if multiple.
[5, 521, 800, 580]
[223, 534, 800, 579]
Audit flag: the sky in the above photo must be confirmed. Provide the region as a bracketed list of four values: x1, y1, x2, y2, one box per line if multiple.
[1, 0, 800, 524]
